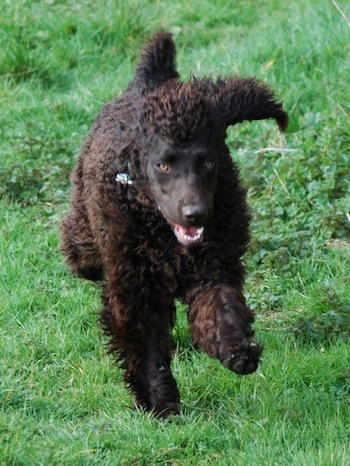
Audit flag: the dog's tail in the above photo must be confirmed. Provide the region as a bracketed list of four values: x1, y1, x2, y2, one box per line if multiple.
[133, 31, 179, 93]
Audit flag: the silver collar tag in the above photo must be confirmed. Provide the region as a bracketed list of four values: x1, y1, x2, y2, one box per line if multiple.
[115, 173, 133, 185]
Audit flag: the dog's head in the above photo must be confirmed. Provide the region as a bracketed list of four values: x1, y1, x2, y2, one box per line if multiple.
[139, 78, 288, 246]
[144, 131, 219, 246]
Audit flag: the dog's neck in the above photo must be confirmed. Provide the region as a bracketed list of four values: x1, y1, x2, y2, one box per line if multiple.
[115, 168, 155, 209]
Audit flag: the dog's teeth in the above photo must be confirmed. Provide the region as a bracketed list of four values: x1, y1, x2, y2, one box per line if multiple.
[173, 224, 204, 246]
[184, 233, 200, 242]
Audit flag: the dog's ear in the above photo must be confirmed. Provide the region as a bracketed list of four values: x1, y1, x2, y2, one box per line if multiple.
[210, 77, 288, 131]
[134, 31, 179, 92]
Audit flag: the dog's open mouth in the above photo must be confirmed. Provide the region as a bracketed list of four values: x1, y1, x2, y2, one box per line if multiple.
[173, 224, 204, 246]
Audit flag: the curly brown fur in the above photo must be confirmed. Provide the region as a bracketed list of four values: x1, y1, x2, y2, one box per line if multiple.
[61, 31, 288, 417]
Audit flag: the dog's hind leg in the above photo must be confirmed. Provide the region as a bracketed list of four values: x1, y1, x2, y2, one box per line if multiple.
[61, 208, 104, 281]
[60, 156, 103, 281]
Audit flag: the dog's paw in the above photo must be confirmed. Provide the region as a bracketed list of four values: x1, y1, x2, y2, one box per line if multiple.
[220, 338, 263, 375]
[151, 402, 180, 419]
[134, 399, 180, 419]
[148, 369, 180, 418]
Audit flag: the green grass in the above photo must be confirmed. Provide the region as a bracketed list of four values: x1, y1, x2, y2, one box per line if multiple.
[1, 0, 350, 464]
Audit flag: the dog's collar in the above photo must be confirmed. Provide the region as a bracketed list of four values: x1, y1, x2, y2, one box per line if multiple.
[115, 173, 133, 185]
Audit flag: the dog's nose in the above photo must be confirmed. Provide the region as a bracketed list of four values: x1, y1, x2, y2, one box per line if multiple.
[182, 204, 208, 223]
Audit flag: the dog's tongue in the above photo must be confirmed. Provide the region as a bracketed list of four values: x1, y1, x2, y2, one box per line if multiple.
[173, 224, 204, 246]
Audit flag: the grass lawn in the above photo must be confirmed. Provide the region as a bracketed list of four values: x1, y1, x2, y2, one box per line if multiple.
[1, 0, 349, 464]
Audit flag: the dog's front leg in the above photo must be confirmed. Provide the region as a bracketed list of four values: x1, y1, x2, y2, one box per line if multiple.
[187, 284, 262, 375]
[100, 288, 180, 418]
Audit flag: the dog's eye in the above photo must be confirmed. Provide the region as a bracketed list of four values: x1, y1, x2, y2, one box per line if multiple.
[204, 160, 215, 170]
[156, 162, 171, 173]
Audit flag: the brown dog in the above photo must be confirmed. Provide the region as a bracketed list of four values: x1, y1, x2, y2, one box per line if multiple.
[61, 31, 288, 417]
